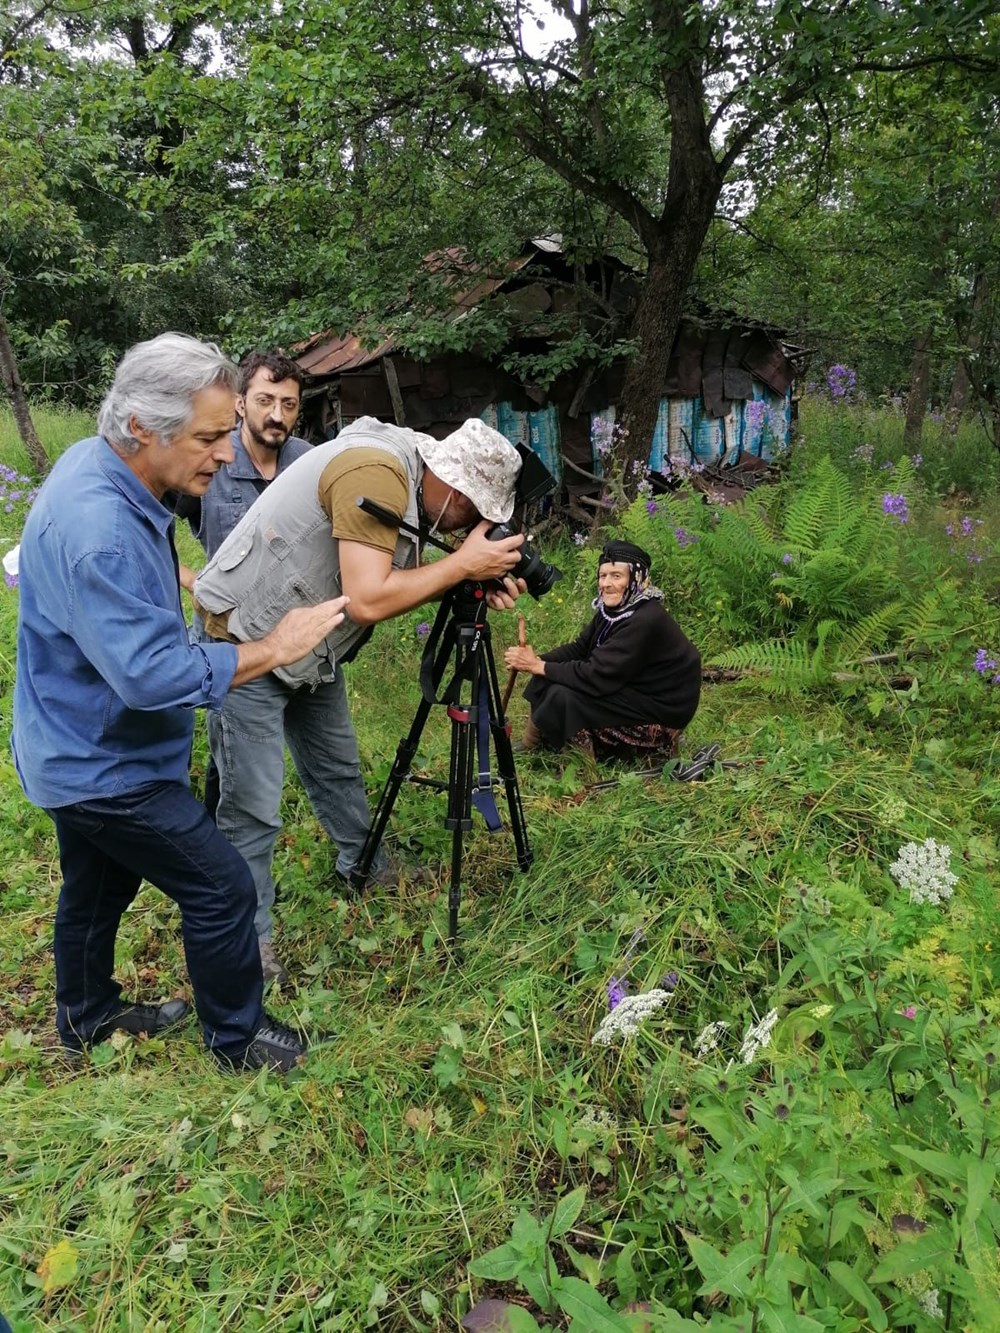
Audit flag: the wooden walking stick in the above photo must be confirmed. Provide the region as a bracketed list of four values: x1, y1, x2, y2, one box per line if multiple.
[501, 614, 527, 711]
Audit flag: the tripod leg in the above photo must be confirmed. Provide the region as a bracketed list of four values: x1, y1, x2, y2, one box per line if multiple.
[444, 646, 478, 944]
[350, 695, 434, 891]
[482, 623, 533, 872]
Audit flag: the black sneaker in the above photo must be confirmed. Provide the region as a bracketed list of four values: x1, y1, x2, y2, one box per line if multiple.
[61, 998, 191, 1057]
[216, 1016, 325, 1074]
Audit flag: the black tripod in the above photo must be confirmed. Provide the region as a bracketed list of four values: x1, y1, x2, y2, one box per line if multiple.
[349, 580, 533, 943]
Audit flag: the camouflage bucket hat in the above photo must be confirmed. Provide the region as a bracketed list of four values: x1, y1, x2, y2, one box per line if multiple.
[416, 419, 522, 524]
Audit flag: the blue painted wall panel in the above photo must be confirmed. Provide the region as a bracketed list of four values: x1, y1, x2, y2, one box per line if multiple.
[485, 382, 793, 481]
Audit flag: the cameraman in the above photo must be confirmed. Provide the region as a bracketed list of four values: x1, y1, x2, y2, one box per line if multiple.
[193, 416, 525, 982]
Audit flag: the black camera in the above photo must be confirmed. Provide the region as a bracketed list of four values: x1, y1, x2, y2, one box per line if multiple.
[480, 441, 563, 600]
[485, 522, 561, 600]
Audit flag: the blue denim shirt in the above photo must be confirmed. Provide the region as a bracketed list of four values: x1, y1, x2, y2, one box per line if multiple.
[11, 436, 239, 808]
[177, 427, 312, 559]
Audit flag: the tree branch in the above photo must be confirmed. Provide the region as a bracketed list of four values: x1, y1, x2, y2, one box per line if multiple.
[463, 71, 660, 247]
[2, 0, 60, 51]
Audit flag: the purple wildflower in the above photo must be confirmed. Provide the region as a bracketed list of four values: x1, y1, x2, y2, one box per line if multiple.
[974, 648, 998, 676]
[661, 970, 679, 992]
[781, 553, 793, 565]
[646, 499, 658, 516]
[948, 515, 986, 564]
[882, 493, 909, 523]
[674, 527, 698, 548]
[665, 456, 706, 479]
[607, 977, 628, 1010]
[415, 622, 431, 638]
[901, 1005, 917, 1020]
[592, 417, 616, 458]
[880, 460, 895, 472]
[746, 399, 766, 429]
[827, 364, 857, 400]
[3, 571, 17, 589]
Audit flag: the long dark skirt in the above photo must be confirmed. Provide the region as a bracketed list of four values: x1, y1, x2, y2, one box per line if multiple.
[525, 677, 676, 747]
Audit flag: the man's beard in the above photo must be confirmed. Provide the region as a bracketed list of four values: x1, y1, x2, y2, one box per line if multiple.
[245, 420, 287, 452]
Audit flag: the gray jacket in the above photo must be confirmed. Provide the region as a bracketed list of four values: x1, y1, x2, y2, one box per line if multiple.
[184, 427, 312, 559]
[194, 417, 423, 687]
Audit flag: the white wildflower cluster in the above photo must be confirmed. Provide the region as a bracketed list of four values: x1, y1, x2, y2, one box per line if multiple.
[592, 988, 672, 1046]
[574, 1107, 618, 1134]
[918, 1288, 944, 1319]
[694, 1021, 729, 1057]
[889, 838, 957, 905]
[877, 795, 907, 826]
[739, 1008, 780, 1065]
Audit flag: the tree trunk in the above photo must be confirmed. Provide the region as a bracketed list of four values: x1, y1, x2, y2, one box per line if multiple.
[614, 252, 689, 484]
[946, 356, 972, 429]
[613, 198, 721, 492]
[947, 178, 1000, 434]
[0, 307, 49, 475]
[612, 0, 722, 497]
[902, 327, 932, 449]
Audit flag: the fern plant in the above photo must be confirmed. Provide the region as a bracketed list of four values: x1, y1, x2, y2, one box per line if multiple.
[618, 455, 958, 693]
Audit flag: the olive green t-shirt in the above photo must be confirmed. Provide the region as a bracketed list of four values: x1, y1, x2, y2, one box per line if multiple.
[195, 447, 412, 640]
[317, 448, 410, 554]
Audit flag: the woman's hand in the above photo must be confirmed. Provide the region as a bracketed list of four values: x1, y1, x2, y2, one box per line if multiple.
[504, 643, 545, 675]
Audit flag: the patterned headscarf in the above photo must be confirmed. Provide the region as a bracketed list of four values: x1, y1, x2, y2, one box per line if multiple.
[593, 540, 661, 638]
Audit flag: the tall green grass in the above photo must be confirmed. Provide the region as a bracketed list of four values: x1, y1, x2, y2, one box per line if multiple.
[795, 393, 1000, 499]
[1, 409, 999, 1330]
[0, 405, 96, 474]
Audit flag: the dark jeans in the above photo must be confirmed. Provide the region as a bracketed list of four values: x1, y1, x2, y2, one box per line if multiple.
[203, 753, 220, 821]
[49, 780, 263, 1059]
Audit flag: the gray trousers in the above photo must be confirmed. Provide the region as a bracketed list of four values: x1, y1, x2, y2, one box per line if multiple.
[208, 670, 386, 939]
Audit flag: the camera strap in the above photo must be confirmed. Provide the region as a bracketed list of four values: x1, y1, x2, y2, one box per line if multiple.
[470, 674, 502, 832]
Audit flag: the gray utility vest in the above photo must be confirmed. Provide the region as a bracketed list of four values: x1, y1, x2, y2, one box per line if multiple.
[194, 417, 423, 688]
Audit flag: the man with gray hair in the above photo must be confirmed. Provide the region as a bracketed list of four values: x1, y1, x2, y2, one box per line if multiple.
[193, 416, 527, 983]
[11, 332, 348, 1073]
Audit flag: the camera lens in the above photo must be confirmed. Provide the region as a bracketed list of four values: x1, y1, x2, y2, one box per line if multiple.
[485, 523, 562, 601]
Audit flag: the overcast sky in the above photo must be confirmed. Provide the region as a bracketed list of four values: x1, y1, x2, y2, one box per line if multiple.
[521, 1, 575, 57]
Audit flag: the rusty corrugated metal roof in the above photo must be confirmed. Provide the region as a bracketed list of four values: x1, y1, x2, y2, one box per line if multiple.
[296, 333, 396, 377]
[294, 249, 536, 377]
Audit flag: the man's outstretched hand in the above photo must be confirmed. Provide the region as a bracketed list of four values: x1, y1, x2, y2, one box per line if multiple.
[231, 597, 349, 687]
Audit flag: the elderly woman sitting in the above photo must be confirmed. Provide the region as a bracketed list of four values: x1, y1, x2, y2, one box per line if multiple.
[504, 540, 701, 762]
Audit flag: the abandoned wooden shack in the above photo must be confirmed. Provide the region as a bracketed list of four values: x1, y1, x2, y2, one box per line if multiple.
[294, 239, 804, 513]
